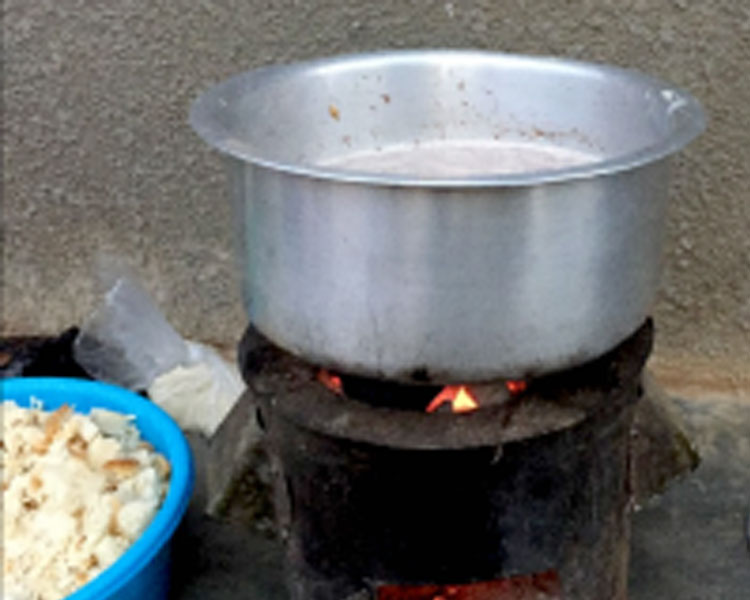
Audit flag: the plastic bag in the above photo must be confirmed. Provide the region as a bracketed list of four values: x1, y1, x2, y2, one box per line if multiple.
[74, 270, 189, 391]
[74, 262, 244, 436]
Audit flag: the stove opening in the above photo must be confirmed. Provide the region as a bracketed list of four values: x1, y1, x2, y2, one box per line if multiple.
[376, 570, 562, 600]
[316, 370, 528, 414]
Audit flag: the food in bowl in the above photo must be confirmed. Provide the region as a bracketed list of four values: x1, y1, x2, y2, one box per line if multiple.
[1, 400, 171, 600]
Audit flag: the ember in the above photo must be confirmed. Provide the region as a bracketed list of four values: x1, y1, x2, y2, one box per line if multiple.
[317, 369, 343, 395]
[505, 379, 527, 395]
[425, 385, 479, 414]
[376, 570, 562, 600]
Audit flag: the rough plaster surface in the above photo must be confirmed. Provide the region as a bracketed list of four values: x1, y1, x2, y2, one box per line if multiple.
[4, 1, 750, 378]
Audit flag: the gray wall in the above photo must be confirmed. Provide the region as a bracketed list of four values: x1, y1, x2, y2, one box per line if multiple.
[4, 1, 749, 379]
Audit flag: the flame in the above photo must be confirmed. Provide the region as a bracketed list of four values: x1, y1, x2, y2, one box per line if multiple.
[317, 369, 343, 395]
[505, 379, 527, 395]
[425, 385, 479, 414]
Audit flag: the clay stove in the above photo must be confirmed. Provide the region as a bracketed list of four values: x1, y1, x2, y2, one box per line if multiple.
[239, 320, 653, 600]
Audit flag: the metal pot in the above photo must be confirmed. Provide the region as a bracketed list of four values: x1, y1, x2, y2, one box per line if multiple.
[190, 50, 704, 383]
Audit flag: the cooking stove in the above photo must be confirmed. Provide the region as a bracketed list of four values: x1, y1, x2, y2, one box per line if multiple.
[239, 320, 652, 600]
[189, 50, 704, 600]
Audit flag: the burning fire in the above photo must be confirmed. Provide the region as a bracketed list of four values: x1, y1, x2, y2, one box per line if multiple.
[426, 378, 527, 414]
[425, 385, 479, 414]
[317, 369, 343, 395]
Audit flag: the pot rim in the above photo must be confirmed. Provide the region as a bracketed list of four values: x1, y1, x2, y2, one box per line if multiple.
[190, 49, 706, 189]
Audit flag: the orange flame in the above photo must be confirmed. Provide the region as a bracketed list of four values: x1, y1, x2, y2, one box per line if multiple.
[317, 369, 343, 395]
[505, 379, 527, 395]
[425, 385, 479, 414]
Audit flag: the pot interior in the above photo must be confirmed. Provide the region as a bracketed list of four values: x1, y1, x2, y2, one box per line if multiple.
[191, 50, 704, 186]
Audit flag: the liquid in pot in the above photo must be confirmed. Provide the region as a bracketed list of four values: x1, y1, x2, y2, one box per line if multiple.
[324, 140, 600, 178]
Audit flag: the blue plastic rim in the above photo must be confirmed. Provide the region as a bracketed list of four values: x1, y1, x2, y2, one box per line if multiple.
[1, 377, 195, 600]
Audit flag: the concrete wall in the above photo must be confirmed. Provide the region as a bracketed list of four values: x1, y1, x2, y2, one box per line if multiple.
[4, 1, 749, 386]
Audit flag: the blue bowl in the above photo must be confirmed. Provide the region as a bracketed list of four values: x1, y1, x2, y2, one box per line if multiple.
[1, 377, 194, 600]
